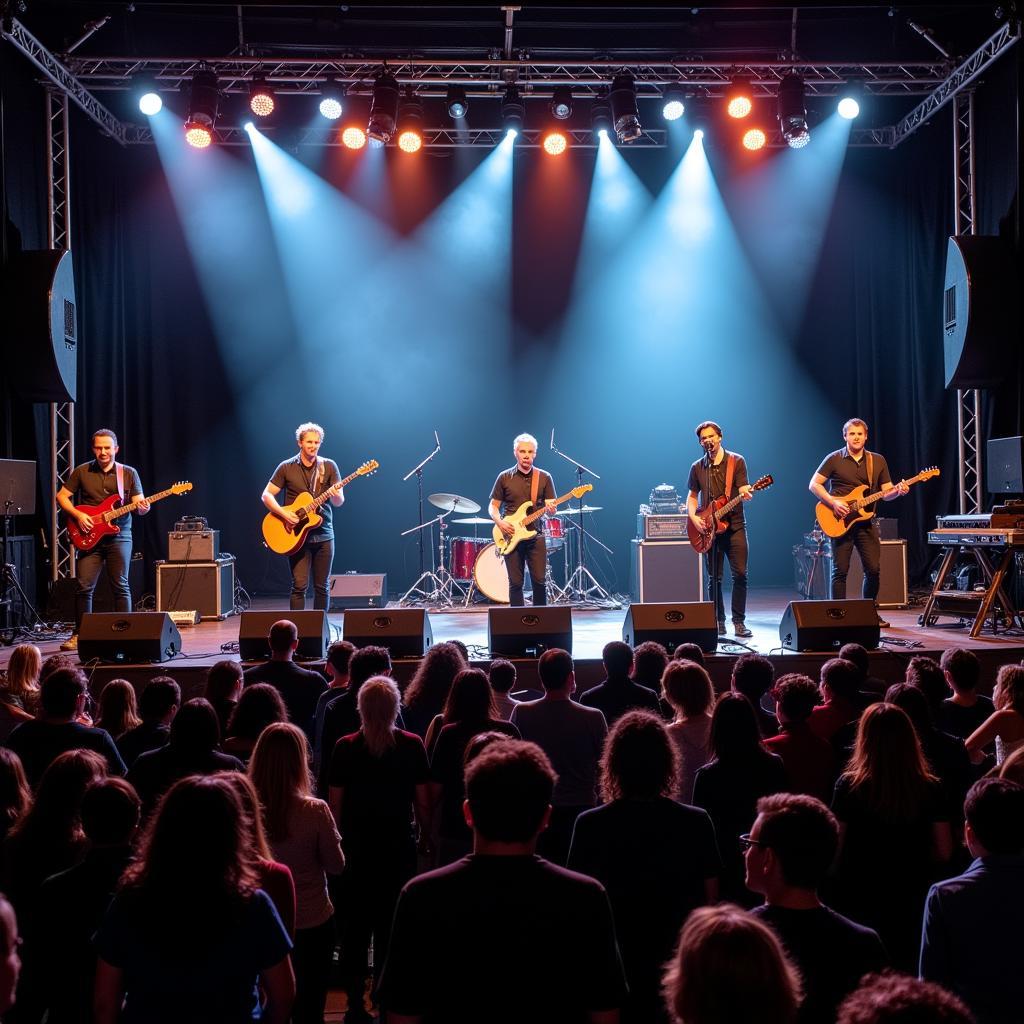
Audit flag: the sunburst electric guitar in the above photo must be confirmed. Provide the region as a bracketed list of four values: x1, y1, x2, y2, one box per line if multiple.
[68, 482, 193, 552]
[815, 466, 940, 539]
[686, 475, 774, 554]
[262, 460, 379, 556]
[493, 484, 594, 557]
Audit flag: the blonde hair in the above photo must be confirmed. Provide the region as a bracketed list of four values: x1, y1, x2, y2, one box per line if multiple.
[358, 676, 400, 758]
[96, 679, 141, 738]
[249, 722, 314, 842]
[3, 645, 41, 701]
[218, 771, 273, 860]
[993, 664, 1024, 714]
[295, 422, 324, 444]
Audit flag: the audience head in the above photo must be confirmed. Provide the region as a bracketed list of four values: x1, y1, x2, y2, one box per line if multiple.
[939, 648, 980, 694]
[96, 679, 141, 737]
[268, 619, 299, 656]
[218, 771, 273, 860]
[464, 740, 555, 844]
[402, 642, 464, 710]
[226, 685, 286, 743]
[997, 745, 1024, 786]
[905, 656, 948, 710]
[601, 640, 634, 679]
[205, 660, 243, 702]
[356, 676, 401, 758]
[964, 777, 1024, 857]
[11, 749, 106, 844]
[663, 903, 801, 1024]
[139, 676, 181, 723]
[820, 657, 862, 702]
[884, 682, 933, 735]
[710, 691, 766, 762]
[993, 664, 1024, 714]
[837, 643, 870, 682]
[672, 643, 706, 667]
[443, 668, 496, 724]
[448, 639, 470, 663]
[745, 793, 838, 897]
[463, 730, 513, 769]
[770, 673, 820, 724]
[836, 971, 975, 1024]
[171, 697, 223, 753]
[600, 711, 679, 803]
[39, 667, 88, 720]
[38, 653, 76, 686]
[0, 891, 18, 1014]
[80, 777, 141, 847]
[633, 640, 669, 686]
[326, 639, 356, 679]
[349, 645, 393, 693]
[249, 722, 314, 841]
[662, 659, 715, 719]
[487, 659, 517, 695]
[732, 654, 775, 706]
[538, 648, 574, 693]
[0, 749, 30, 833]
[3, 644, 41, 699]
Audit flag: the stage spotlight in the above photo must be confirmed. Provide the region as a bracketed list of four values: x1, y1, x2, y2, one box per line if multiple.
[550, 87, 573, 120]
[342, 125, 367, 149]
[135, 75, 162, 116]
[319, 78, 344, 120]
[446, 85, 468, 119]
[742, 127, 767, 151]
[662, 87, 685, 121]
[543, 130, 568, 155]
[501, 85, 525, 136]
[609, 73, 642, 143]
[397, 90, 424, 152]
[184, 68, 219, 148]
[249, 76, 275, 118]
[367, 72, 400, 147]
[778, 73, 810, 148]
[693, 128, 704, 141]
[726, 75, 753, 119]
[591, 96, 613, 139]
[838, 79, 863, 120]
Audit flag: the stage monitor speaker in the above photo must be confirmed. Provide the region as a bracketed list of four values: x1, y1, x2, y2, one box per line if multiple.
[779, 599, 880, 652]
[622, 602, 718, 654]
[238, 610, 328, 661]
[78, 612, 181, 664]
[329, 573, 388, 610]
[488, 607, 573, 658]
[630, 540, 702, 603]
[343, 609, 432, 658]
[846, 540, 909, 609]
[988, 436, 1023, 495]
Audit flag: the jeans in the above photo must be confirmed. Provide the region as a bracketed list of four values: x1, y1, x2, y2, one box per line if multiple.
[291, 916, 336, 1024]
[289, 537, 334, 610]
[704, 524, 748, 624]
[831, 520, 881, 600]
[505, 536, 547, 606]
[74, 536, 132, 630]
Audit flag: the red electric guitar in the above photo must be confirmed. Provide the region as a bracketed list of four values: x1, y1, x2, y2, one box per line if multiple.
[686, 475, 774, 554]
[67, 482, 193, 551]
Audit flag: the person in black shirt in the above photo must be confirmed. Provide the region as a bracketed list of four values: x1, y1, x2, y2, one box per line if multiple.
[808, 418, 907, 623]
[261, 421, 343, 611]
[685, 421, 753, 637]
[489, 433, 557, 607]
[55, 428, 150, 649]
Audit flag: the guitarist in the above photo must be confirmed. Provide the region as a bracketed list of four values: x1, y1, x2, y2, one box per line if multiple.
[489, 433, 557, 607]
[55, 428, 150, 650]
[685, 421, 753, 638]
[808, 418, 908, 622]
[262, 422, 343, 611]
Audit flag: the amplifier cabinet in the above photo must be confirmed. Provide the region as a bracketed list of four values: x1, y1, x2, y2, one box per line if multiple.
[329, 573, 388, 610]
[168, 530, 220, 562]
[630, 540, 702, 604]
[156, 556, 235, 620]
[794, 540, 908, 608]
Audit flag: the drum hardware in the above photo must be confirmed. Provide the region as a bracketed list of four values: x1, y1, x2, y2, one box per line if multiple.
[401, 430, 442, 585]
[428, 492, 481, 515]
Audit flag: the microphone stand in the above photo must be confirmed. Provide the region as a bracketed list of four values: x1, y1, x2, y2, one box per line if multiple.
[402, 431, 441, 581]
[701, 441, 722, 646]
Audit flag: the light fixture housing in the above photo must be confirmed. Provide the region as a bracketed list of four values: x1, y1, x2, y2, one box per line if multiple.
[742, 127, 767, 151]
[446, 85, 469, 119]
[342, 125, 367, 149]
[397, 90, 424, 152]
[662, 87, 685, 121]
[184, 68, 219, 148]
[550, 87, 573, 120]
[778, 73, 810, 148]
[248, 76, 275, 117]
[319, 78, 345, 120]
[591, 95, 613, 139]
[367, 72, 400, 147]
[608, 74, 642, 144]
[726, 75, 753, 119]
[135, 75, 162, 115]
[837, 79, 863, 120]
[543, 130, 568, 155]
[501, 84, 525, 135]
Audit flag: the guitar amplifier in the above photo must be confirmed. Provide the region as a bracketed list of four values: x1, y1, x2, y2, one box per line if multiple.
[793, 540, 908, 608]
[630, 540, 702, 603]
[156, 556, 235, 620]
[637, 514, 688, 541]
[168, 530, 219, 562]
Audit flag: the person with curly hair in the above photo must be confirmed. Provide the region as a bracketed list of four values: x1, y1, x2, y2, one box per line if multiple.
[401, 642, 467, 739]
[836, 972, 974, 1024]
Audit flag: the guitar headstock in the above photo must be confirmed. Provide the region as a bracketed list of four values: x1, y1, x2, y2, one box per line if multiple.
[571, 483, 594, 499]
[170, 482, 193, 495]
[752, 475, 774, 491]
[356, 460, 379, 476]
[918, 467, 940, 480]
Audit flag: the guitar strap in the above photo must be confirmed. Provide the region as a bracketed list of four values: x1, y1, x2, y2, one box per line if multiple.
[866, 451, 874, 491]
[530, 468, 540, 510]
[115, 463, 125, 502]
[724, 453, 736, 498]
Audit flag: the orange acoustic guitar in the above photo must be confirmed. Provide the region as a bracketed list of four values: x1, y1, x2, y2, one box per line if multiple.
[261, 460, 379, 556]
[686, 475, 774, 554]
[814, 467, 939, 538]
[67, 482, 193, 552]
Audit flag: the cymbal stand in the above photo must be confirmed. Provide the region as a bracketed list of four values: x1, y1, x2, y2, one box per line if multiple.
[805, 523, 829, 599]
[401, 430, 441, 582]
[398, 501, 466, 608]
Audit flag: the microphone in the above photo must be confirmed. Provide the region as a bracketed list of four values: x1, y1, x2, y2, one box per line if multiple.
[550, 428, 555, 450]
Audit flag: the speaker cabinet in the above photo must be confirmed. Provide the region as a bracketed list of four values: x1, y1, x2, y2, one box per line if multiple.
[156, 556, 235, 620]
[78, 612, 182, 664]
[167, 530, 220, 562]
[329, 573, 388, 610]
[622, 602, 719, 654]
[488, 607, 573, 657]
[238, 610, 329, 661]
[846, 540, 909, 609]
[630, 540, 703, 603]
[779, 599, 880, 652]
[343, 609, 432, 658]
[988, 436, 1023, 495]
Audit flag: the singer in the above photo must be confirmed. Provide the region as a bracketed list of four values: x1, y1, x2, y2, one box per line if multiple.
[685, 421, 753, 638]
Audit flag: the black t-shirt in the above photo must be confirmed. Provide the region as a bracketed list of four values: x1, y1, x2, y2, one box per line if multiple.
[269, 456, 341, 541]
[939, 695, 995, 742]
[5, 720, 127, 787]
[490, 466, 556, 528]
[815, 449, 892, 498]
[242, 660, 327, 738]
[687, 451, 749, 527]
[578, 677, 663, 727]
[63, 461, 144, 536]
[117, 722, 171, 768]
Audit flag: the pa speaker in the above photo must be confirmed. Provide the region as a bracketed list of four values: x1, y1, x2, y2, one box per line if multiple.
[488, 607, 572, 657]
[343, 609, 432, 658]
[238, 610, 328, 661]
[329, 573, 388, 610]
[622, 602, 718, 654]
[779, 599, 880, 652]
[987, 436, 1023, 495]
[78, 612, 182, 664]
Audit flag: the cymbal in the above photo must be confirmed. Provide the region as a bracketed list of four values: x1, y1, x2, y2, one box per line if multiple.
[452, 515, 493, 525]
[428, 492, 481, 514]
[560, 505, 603, 515]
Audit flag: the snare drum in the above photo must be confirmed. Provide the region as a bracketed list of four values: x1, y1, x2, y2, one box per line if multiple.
[545, 515, 564, 550]
[473, 543, 510, 604]
[450, 538, 489, 580]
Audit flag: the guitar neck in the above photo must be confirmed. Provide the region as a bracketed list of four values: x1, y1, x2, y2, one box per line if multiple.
[102, 487, 177, 523]
[300, 470, 359, 515]
[850, 472, 927, 511]
[713, 491, 746, 520]
[521, 489, 585, 527]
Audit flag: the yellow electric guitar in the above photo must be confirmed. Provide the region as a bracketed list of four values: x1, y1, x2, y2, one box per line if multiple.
[262, 460, 379, 555]
[815, 466, 939, 538]
[493, 484, 594, 556]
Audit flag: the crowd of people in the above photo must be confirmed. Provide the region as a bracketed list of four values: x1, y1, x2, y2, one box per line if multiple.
[0, 624, 1021, 1024]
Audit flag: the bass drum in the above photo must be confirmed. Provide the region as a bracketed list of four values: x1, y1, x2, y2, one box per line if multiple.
[473, 543, 510, 604]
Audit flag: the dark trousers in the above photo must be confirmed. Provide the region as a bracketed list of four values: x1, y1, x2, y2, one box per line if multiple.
[289, 537, 334, 610]
[831, 521, 881, 600]
[291, 916, 336, 1024]
[74, 536, 133, 630]
[505, 536, 547, 606]
[704, 525, 748, 624]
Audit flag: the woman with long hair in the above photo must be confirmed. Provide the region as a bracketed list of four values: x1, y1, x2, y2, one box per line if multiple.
[831, 702, 952, 970]
[662, 659, 715, 804]
[249, 723, 344, 1024]
[94, 775, 294, 1024]
[95, 679, 142, 741]
[329, 677, 431, 1024]
[400, 642, 467, 739]
[0, 751, 30, 845]
[662, 904, 801, 1024]
[692, 692, 786, 904]
[224, 684, 288, 762]
[966, 664, 1024, 765]
[568, 711, 720, 1024]
[0, 645, 41, 741]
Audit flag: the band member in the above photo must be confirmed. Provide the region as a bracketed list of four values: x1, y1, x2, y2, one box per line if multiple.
[808, 418, 908, 622]
[262, 422, 343, 611]
[685, 421, 753, 638]
[56, 429, 150, 650]
[489, 433, 557, 607]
